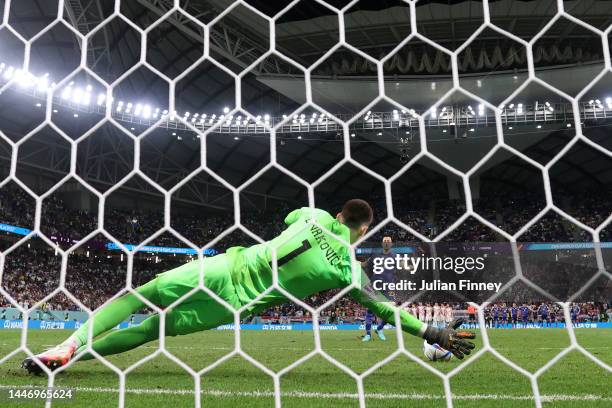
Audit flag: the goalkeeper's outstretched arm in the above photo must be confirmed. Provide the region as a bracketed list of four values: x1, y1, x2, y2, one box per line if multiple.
[349, 273, 476, 359]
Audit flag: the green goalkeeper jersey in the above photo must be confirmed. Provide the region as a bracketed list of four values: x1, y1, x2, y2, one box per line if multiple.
[226, 207, 425, 336]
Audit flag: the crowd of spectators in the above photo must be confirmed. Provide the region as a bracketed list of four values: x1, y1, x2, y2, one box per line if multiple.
[2, 184, 610, 247]
[0, 248, 183, 311]
[0, 185, 610, 318]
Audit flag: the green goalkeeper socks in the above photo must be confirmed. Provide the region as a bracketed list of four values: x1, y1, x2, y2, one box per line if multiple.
[64, 278, 162, 349]
[75, 314, 160, 361]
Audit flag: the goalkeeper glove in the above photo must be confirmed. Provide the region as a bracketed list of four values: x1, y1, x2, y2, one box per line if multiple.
[423, 318, 476, 359]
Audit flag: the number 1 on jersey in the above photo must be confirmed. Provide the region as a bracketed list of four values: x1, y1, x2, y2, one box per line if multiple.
[276, 239, 312, 267]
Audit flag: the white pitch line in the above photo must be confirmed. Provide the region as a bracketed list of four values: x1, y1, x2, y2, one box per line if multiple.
[0, 385, 610, 402]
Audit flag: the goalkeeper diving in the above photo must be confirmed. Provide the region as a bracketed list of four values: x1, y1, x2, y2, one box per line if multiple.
[22, 199, 475, 373]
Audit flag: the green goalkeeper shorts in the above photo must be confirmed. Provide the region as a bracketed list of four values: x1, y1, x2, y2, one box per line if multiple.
[153, 254, 241, 336]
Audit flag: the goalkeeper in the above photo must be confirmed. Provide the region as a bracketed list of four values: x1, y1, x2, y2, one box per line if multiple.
[23, 199, 475, 373]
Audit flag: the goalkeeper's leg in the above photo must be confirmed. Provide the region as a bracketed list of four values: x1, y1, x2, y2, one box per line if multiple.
[22, 278, 162, 373]
[74, 314, 161, 360]
[68, 278, 162, 348]
[75, 293, 234, 359]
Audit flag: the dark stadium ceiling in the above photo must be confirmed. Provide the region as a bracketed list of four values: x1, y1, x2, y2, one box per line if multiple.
[0, 0, 611, 210]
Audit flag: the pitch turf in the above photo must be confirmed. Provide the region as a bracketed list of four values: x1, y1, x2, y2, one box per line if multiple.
[0, 328, 610, 407]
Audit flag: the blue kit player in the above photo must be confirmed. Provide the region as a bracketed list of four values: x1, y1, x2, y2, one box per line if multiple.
[500, 303, 508, 328]
[571, 304, 580, 324]
[492, 304, 500, 328]
[363, 309, 386, 341]
[538, 303, 549, 327]
[520, 303, 530, 326]
[510, 303, 519, 328]
[362, 236, 395, 342]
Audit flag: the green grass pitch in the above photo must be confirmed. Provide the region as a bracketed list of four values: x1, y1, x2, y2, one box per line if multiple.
[0, 328, 610, 407]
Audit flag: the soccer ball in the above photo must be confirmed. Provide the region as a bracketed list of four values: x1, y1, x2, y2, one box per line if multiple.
[423, 340, 452, 361]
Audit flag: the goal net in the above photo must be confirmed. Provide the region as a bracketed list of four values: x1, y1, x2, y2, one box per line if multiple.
[0, 0, 610, 407]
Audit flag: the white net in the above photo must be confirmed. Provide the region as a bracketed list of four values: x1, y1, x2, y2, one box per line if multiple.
[0, 0, 611, 407]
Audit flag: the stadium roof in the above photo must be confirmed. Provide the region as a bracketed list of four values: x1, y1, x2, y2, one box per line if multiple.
[0, 0, 610, 211]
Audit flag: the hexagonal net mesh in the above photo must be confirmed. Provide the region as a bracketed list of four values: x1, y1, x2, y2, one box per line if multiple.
[0, 0, 610, 407]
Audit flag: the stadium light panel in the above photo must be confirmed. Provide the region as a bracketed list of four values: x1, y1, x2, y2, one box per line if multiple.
[223, 107, 229, 113]
[61, 87, 71, 99]
[3, 66, 14, 79]
[37, 75, 49, 92]
[143, 105, 151, 119]
[73, 88, 83, 104]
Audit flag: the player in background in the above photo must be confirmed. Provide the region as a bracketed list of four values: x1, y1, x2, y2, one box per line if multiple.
[500, 303, 508, 328]
[362, 309, 386, 342]
[484, 305, 491, 328]
[445, 304, 453, 325]
[410, 303, 418, 319]
[425, 303, 433, 326]
[417, 302, 425, 323]
[24, 200, 477, 373]
[433, 303, 441, 328]
[538, 303, 549, 328]
[491, 304, 499, 328]
[510, 303, 518, 328]
[571, 303, 580, 325]
[550, 304, 561, 328]
[520, 303, 530, 327]
[362, 236, 395, 342]
[466, 304, 477, 329]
